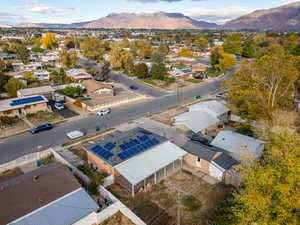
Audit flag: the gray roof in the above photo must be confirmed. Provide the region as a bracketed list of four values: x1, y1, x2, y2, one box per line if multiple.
[182, 141, 217, 161]
[18, 86, 55, 97]
[87, 127, 167, 167]
[9, 188, 99, 225]
[213, 153, 239, 170]
[211, 130, 264, 161]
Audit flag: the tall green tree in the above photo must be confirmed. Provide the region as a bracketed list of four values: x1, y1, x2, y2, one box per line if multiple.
[223, 33, 243, 55]
[224, 49, 299, 121]
[193, 35, 209, 50]
[150, 63, 167, 80]
[4, 78, 24, 97]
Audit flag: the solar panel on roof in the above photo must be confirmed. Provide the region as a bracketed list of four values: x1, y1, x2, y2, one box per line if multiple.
[10, 96, 44, 106]
[138, 135, 148, 142]
[104, 142, 115, 151]
[120, 144, 127, 151]
[118, 152, 127, 160]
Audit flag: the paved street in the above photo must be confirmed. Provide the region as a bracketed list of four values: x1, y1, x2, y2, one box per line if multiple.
[79, 58, 167, 97]
[0, 65, 237, 164]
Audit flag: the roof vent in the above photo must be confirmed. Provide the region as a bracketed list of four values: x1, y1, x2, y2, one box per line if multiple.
[33, 175, 39, 181]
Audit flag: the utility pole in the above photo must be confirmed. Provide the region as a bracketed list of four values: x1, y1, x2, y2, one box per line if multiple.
[177, 191, 180, 225]
[176, 82, 180, 106]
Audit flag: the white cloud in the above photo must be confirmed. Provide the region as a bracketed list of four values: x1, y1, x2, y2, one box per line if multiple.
[28, 6, 59, 14]
[0, 12, 25, 25]
[187, 6, 251, 24]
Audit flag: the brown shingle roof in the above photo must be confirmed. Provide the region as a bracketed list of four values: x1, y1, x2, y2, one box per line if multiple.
[0, 163, 81, 225]
[81, 80, 113, 93]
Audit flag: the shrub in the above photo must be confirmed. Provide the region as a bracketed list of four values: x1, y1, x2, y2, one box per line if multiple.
[77, 164, 108, 185]
[40, 155, 55, 165]
[181, 195, 202, 212]
[88, 181, 99, 195]
[0, 116, 18, 126]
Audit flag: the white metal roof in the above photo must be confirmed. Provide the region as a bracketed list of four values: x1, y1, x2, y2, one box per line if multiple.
[188, 100, 229, 116]
[211, 130, 264, 161]
[114, 141, 187, 185]
[18, 86, 55, 97]
[175, 110, 220, 133]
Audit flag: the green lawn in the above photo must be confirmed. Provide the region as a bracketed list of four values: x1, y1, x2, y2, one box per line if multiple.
[141, 78, 157, 86]
[187, 78, 203, 84]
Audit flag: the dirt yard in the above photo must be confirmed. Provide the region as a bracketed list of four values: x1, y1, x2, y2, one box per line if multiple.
[100, 211, 136, 225]
[151, 106, 188, 125]
[108, 170, 233, 225]
[0, 120, 29, 139]
[26, 111, 63, 125]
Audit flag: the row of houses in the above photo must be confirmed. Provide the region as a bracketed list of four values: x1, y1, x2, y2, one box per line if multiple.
[84, 122, 264, 196]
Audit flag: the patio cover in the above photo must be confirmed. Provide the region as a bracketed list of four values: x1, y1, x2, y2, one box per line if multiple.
[114, 141, 187, 185]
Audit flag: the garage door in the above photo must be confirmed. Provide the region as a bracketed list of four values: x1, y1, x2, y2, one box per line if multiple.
[209, 163, 224, 181]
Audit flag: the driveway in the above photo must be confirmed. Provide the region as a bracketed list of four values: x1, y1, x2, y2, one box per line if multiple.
[48, 101, 78, 119]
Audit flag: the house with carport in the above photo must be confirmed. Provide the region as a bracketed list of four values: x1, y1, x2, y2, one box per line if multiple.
[174, 100, 230, 135]
[85, 127, 187, 196]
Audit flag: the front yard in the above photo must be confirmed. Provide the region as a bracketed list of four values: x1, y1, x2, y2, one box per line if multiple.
[26, 111, 63, 125]
[107, 170, 233, 225]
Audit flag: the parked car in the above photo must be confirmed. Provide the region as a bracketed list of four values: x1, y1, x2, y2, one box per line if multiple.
[186, 131, 211, 145]
[215, 93, 225, 98]
[66, 130, 85, 140]
[130, 85, 138, 90]
[30, 123, 53, 134]
[97, 108, 111, 116]
[54, 103, 65, 110]
[94, 77, 105, 82]
[194, 95, 202, 99]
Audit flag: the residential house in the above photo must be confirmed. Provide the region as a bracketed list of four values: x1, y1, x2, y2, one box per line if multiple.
[18, 86, 56, 99]
[0, 95, 49, 117]
[0, 163, 99, 225]
[34, 70, 50, 81]
[66, 69, 93, 81]
[86, 127, 187, 196]
[0, 52, 17, 60]
[182, 141, 240, 185]
[175, 57, 196, 66]
[81, 80, 114, 97]
[211, 130, 265, 161]
[12, 62, 24, 72]
[24, 63, 43, 71]
[166, 68, 192, 79]
[175, 100, 230, 134]
[192, 62, 209, 72]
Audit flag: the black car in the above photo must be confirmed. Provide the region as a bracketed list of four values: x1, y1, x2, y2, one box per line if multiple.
[129, 85, 138, 90]
[186, 131, 210, 145]
[30, 123, 53, 134]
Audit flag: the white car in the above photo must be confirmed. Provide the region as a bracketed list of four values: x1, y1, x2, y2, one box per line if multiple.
[97, 108, 111, 116]
[66, 130, 85, 140]
[215, 93, 225, 98]
[54, 103, 65, 110]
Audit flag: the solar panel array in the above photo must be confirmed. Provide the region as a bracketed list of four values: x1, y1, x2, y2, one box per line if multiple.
[118, 137, 160, 160]
[10, 96, 44, 106]
[91, 145, 113, 160]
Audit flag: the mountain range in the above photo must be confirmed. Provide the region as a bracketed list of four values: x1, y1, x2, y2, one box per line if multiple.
[16, 1, 300, 30]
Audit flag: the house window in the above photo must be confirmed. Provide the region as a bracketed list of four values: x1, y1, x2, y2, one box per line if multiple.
[197, 157, 201, 162]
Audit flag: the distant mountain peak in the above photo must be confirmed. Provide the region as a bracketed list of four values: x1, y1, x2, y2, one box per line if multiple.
[221, 1, 300, 30]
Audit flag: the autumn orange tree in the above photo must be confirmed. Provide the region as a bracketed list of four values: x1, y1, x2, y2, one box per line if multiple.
[40, 32, 57, 50]
[224, 45, 299, 121]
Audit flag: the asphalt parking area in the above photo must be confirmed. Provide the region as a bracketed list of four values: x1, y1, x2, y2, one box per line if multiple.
[48, 101, 78, 118]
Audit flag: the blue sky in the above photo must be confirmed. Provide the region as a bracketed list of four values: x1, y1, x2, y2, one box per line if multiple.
[0, 0, 298, 25]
